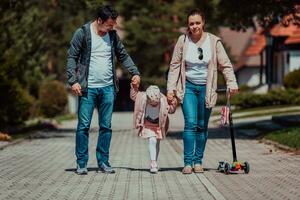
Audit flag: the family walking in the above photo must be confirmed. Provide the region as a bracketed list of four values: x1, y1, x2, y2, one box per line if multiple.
[67, 5, 238, 175]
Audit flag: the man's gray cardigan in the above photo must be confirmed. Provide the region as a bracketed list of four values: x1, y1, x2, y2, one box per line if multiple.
[67, 21, 140, 93]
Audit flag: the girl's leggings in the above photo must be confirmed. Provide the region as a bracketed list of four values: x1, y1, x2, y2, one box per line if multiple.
[148, 136, 160, 161]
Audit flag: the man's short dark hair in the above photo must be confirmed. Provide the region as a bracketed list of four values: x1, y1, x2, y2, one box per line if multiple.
[96, 5, 118, 21]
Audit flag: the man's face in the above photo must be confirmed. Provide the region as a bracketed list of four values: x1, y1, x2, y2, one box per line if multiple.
[97, 17, 117, 33]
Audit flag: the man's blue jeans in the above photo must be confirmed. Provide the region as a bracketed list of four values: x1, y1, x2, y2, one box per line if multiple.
[76, 86, 115, 168]
[182, 80, 212, 167]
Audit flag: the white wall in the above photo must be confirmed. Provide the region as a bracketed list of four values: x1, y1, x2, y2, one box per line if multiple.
[237, 67, 265, 87]
[289, 51, 300, 72]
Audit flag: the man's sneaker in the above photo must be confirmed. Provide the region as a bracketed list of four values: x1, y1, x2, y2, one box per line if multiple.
[150, 161, 158, 173]
[99, 162, 115, 174]
[76, 165, 88, 175]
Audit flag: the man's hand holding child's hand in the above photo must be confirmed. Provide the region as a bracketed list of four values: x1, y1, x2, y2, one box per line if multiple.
[131, 75, 140, 90]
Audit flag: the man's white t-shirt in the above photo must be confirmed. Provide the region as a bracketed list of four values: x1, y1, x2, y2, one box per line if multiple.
[88, 24, 113, 88]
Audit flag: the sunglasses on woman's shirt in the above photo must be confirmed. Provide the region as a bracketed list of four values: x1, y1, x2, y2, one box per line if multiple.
[198, 47, 203, 60]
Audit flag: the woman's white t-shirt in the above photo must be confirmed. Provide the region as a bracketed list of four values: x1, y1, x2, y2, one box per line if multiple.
[185, 34, 212, 85]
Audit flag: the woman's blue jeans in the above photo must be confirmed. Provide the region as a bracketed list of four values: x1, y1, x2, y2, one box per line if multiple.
[181, 80, 212, 167]
[76, 86, 115, 168]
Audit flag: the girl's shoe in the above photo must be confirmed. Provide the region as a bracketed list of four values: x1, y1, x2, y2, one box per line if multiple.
[150, 161, 158, 173]
[182, 165, 193, 174]
[194, 164, 204, 173]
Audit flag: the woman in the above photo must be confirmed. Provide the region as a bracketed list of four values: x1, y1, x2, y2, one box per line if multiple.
[167, 9, 238, 174]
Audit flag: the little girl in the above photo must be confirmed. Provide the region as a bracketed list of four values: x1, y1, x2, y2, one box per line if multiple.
[130, 83, 177, 173]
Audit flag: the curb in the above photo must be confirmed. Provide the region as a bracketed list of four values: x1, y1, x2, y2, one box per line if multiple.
[260, 138, 297, 152]
[196, 174, 226, 200]
[0, 138, 26, 150]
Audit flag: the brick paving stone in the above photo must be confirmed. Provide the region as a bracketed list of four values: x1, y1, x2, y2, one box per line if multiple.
[0, 110, 299, 200]
[0, 130, 215, 199]
[167, 124, 300, 200]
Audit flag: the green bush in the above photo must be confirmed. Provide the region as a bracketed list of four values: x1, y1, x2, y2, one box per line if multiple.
[0, 80, 33, 129]
[231, 88, 300, 108]
[216, 93, 227, 106]
[293, 95, 300, 105]
[231, 92, 267, 108]
[39, 80, 68, 117]
[290, 89, 300, 105]
[216, 85, 252, 106]
[217, 71, 226, 87]
[284, 69, 300, 89]
[238, 84, 252, 92]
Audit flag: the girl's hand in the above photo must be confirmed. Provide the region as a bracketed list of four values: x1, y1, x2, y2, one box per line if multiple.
[167, 91, 175, 104]
[131, 82, 139, 90]
[131, 75, 140, 90]
[131, 75, 140, 85]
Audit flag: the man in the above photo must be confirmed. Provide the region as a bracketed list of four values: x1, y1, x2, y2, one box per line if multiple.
[67, 5, 140, 175]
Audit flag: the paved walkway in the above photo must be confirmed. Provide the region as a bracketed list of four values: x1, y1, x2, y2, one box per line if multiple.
[0, 109, 299, 200]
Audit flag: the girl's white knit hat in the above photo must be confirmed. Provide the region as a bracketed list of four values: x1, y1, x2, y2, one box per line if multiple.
[146, 85, 160, 103]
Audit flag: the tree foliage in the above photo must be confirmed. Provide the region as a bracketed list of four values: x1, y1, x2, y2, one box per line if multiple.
[284, 69, 300, 89]
[0, 0, 105, 129]
[116, 0, 195, 77]
[216, 0, 299, 30]
[115, 0, 298, 77]
[0, 0, 298, 128]
[1, 0, 90, 96]
[0, 80, 33, 129]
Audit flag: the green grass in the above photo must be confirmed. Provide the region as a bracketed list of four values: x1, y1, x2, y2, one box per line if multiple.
[211, 105, 300, 119]
[233, 110, 300, 119]
[233, 105, 297, 113]
[212, 105, 300, 115]
[264, 127, 300, 149]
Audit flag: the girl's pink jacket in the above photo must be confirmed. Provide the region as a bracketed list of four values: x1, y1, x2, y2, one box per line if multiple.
[130, 86, 177, 138]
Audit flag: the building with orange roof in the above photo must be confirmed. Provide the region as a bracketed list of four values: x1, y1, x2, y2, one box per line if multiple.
[220, 23, 300, 90]
[218, 27, 266, 88]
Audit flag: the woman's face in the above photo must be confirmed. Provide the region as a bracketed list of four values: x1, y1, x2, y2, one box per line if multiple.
[188, 14, 205, 36]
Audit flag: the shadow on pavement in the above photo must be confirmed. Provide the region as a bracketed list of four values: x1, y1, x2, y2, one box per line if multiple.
[56, 127, 98, 133]
[29, 132, 73, 139]
[65, 167, 99, 172]
[115, 167, 182, 172]
[169, 114, 300, 140]
[65, 167, 219, 173]
[167, 126, 254, 140]
[65, 167, 181, 172]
